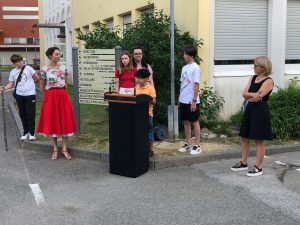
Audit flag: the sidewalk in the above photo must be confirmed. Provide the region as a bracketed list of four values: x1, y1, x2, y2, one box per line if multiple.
[7, 91, 300, 170]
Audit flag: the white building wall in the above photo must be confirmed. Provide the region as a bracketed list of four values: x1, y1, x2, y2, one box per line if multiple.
[211, 0, 300, 119]
[41, 0, 73, 82]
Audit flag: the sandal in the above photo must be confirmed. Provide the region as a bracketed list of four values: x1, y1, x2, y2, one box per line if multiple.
[51, 151, 58, 160]
[61, 151, 72, 160]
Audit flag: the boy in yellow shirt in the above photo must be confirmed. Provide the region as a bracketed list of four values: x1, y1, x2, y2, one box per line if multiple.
[135, 69, 156, 156]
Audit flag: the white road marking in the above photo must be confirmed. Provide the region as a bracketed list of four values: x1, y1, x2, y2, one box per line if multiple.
[18, 150, 46, 206]
[296, 169, 300, 172]
[275, 161, 287, 166]
[29, 183, 45, 205]
[264, 155, 270, 158]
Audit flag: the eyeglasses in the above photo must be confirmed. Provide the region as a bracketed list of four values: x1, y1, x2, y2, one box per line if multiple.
[134, 53, 142, 55]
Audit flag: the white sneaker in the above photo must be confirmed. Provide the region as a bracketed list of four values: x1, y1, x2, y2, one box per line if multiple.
[28, 134, 36, 141]
[190, 145, 202, 155]
[178, 143, 191, 152]
[20, 133, 29, 140]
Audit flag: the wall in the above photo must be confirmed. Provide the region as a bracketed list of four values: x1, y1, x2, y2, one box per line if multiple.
[0, 0, 39, 65]
[71, 0, 210, 85]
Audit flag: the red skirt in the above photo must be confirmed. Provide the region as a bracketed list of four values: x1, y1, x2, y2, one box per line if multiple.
[37, 88, 77, 136]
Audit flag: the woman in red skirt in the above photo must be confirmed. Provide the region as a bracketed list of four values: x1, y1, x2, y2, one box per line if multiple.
[37, 47, 77, 160]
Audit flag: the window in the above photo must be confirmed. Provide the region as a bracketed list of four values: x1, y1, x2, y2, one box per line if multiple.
[4, 38, 11, 44]
[286, 0, 300, 64]
[19, 38, 26, 44]
[82, 25, 89, 34]
[214, 0, 268, 65]
[3, 15, 39, 20]
[123, 14, 132, 33]
[27, 38, 34, 44]
[107, 19, 114, 32]
[11, 38, 20, 44]
[141, 7, 154, 16]
[2, 7, 38, 11]
[33, 38, 40, 44]
[3, 38, 27, 44]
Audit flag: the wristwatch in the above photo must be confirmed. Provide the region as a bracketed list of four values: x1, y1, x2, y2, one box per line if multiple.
[192, 98, 197, 103]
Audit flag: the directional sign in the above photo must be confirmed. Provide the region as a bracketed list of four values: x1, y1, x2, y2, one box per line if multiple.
[78, 49, 115, 105]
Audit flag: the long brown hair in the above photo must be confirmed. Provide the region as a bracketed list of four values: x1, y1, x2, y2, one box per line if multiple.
[119, 51, 133, 74]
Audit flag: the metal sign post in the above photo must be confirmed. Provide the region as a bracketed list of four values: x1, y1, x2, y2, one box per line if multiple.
[0, 73, 8, 151]
[72, 47, 80, 134]
[168, 0, 179, 140]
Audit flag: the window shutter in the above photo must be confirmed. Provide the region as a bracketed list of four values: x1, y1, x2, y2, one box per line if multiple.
[286, 0, 300, 61]
[214, 0, 268, 61]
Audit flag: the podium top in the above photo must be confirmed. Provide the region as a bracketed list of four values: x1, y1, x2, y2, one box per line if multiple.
[104, 92, 152, 104]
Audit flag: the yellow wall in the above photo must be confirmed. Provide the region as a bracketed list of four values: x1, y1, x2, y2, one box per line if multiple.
[72, 0, 211, 84]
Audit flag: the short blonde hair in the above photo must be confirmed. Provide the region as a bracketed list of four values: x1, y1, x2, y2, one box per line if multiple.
[254, 56, 272, 76]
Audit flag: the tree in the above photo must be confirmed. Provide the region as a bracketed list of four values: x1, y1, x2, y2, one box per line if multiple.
[78, 21, 122, 49]
[78, 8, 204, 125]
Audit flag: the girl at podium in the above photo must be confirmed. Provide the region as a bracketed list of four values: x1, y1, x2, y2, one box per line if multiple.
[115, 51, 137, 94]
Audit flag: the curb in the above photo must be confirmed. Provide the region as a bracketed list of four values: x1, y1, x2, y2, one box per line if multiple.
[151, 144, 300, 170]
[8, 97, 300, 170]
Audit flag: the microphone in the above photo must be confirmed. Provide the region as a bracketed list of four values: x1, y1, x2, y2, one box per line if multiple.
[104, 81, 117, 93]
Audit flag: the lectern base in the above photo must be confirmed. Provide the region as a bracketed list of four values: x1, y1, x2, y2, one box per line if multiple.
[105, 93, 152, 178]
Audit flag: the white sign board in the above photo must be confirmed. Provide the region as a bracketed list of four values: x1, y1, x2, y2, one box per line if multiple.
[78, 49, 115, 105]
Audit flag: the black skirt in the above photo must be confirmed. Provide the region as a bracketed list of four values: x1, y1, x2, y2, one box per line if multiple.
[239, 101, 273, 140]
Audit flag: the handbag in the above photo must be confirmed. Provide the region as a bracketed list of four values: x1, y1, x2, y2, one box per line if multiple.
[242, 99, 249, 112]
[12, 65, 26, 99]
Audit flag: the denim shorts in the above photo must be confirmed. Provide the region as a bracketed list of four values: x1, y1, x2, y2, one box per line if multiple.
[149, 117, 154, 143]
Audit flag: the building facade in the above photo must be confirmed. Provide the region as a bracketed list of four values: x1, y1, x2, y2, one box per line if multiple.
[37, 0, 72, 77]
[39, 0, 300, 118]
[0, 0, 39, 66]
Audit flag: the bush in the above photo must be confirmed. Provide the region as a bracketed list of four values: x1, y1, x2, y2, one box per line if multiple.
[229, 108, 243, 128]
[78, 7, 204, 125]
[269, 77, 300, 140]
[202, 120, 233, 137]
[199, 82, 225, 125]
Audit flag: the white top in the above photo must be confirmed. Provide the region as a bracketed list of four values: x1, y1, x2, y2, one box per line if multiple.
[179, 62, 201, 104]
[9, 66, 36, 96]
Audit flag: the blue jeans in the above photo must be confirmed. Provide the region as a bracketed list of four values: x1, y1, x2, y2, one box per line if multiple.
[149, 117, 154, 143]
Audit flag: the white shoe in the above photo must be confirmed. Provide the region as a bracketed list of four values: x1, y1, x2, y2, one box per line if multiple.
[20, 133, 29, 140]
[28, 134, 36, 141]
[190, 145, 202, 155]
[178, 143, 191, 152]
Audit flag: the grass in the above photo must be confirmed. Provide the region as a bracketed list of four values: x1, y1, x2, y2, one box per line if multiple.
[0, 65, 13, 71]
[35, 86, 300, 152]
[35, 85, 109, 150]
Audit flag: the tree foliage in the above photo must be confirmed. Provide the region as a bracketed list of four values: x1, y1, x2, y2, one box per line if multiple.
[269, 77, 300, 140]
[78, 8, 204, 125]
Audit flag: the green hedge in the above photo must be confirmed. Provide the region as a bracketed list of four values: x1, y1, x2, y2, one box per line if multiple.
[269, 78, 300, 140]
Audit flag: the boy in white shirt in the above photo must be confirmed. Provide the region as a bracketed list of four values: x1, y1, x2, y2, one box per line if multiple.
[178, 46, 202, 155]
[0, 54, 39, 140]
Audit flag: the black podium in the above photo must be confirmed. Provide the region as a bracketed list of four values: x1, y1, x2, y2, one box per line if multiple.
[104, 93, 152, 178]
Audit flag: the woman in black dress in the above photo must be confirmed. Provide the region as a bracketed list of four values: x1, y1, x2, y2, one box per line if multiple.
[231, 56, 274, 177]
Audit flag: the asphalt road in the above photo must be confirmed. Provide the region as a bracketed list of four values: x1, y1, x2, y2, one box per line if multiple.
[1, 72, 300, 225]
